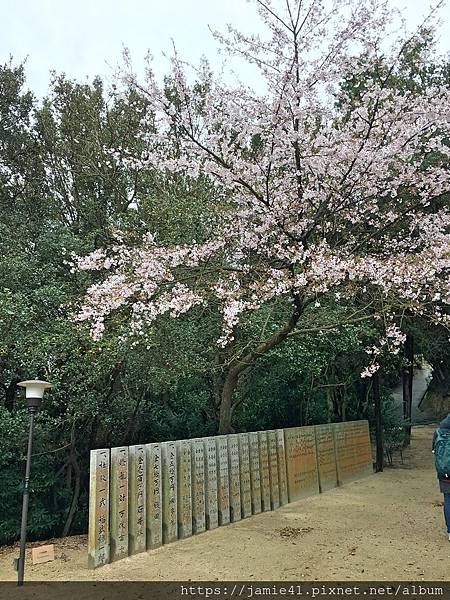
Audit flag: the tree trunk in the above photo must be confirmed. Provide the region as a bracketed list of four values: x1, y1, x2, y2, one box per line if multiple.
[218, 370, 238, 434]
[373, 370, 384, 473]
[341, 392, 347, 422]
[355, 379, 370, 420]
[123, 391, 145, 444]
[304, 392, 310, 426]
[326, 388, 333, 423]
[217, 295, 304, 433]
[4, 377, 20, 411]
[62, 441, 81, 537]
[402, 334, 414, 445]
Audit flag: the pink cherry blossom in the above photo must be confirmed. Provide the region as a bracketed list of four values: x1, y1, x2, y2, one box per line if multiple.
[72, 0, 449, 387]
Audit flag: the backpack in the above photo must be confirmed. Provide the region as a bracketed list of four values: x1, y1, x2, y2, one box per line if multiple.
[434, 428, 450, 479]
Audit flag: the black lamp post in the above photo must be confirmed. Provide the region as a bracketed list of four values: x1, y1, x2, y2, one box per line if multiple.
[16, 379, 52, 586]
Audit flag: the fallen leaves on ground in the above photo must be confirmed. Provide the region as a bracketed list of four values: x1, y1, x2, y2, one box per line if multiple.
[276, 526, 314, 539]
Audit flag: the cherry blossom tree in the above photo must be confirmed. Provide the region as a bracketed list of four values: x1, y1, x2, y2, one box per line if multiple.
[72, 0, 450, 433]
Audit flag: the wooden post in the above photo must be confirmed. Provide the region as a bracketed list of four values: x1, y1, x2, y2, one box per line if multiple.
[88, 449, 110, 568]
[110, 447, 129, 561]
[128, 445, 146, 555]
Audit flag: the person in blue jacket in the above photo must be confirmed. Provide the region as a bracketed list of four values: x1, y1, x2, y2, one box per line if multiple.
[432, 414, 450, 540]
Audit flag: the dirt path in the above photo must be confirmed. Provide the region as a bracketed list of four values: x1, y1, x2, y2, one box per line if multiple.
[1, 424, 448, 582]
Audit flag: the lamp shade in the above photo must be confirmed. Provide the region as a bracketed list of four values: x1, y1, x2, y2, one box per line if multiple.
[17, 380, 53, 399]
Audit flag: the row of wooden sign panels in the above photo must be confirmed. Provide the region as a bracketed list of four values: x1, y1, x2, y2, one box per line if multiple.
[88, 420, 373, 568]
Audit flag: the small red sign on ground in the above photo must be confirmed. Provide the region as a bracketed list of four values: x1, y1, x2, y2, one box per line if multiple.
[31, 544, 55, 565]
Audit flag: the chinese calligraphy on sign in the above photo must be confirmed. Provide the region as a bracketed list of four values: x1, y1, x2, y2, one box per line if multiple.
[162, 442, 178, 543]
[129, 445, 146, 554]
[146, 443, 163, 549]
[110, 446, 128, 561]
[88, 449, 110, 568]
[88, 422, 373, 568]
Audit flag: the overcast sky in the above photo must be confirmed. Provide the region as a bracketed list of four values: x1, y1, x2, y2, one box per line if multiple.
[2, 0, 449, 97]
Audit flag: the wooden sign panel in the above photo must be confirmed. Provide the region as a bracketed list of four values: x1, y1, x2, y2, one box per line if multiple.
[267, 430, 280, 510]
[333, 421, 373, 484]
[284, 426, 319, 502]
[128, 445, 146, 555]
[314, 424, 338, 493]
[32, 545, 54, 565]
[258, 431, 271, 512]
[216, 436, 230, 525]
[276, 429, 288, 505]
[238, 433, 252, 518]
[88, 449, 110, 568]
[352, 420, 373, 477]
[228, 434, 242, 522]
[191, 438, 206, 533]
[146, 443, 163, 549]
[110, 446, 129, 561]
[248, 432, 261, 514]
[204, 437, 219, 529]
[333, 422, 353, 484]
[177, 440, 193, 539]
[161, 441, 178, 543]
